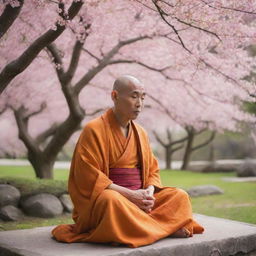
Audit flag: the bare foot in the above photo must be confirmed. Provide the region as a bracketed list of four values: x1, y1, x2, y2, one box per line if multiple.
[170, 228, 190, 238]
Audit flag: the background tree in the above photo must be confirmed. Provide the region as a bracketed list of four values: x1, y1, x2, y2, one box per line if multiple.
[0, 0, 166, 178]
[0, 0, 255, 178]
[181, 126, 216, 170]
[0, 0, 84, 93]
[153, 129, 187, 169]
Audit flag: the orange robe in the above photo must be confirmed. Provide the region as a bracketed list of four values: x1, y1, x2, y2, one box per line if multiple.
[52, 109, 204, 247]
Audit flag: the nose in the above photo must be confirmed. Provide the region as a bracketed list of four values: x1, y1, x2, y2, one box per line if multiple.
[136, 97, 143, 109]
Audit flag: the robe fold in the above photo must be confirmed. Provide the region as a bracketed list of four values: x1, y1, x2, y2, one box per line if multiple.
[52, 109, 204, 248]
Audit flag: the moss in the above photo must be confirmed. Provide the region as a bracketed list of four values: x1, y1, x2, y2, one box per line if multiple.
[0, 177, 67, 197]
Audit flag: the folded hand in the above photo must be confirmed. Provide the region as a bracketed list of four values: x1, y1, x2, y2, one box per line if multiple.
[128, 187, 155, 213]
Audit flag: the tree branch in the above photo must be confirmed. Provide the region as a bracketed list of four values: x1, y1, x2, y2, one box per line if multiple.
[201, 0, 256, 15]
[166, 128, 172, 142]
[158, 0, 175, 8]
[109, 59, 173, 72]
[170, 135, 189, 145]
[74, 35, 150, 93]
[185, 125, 195, 134]
[44, 114, 82, 161]
[0, 0, 24, 39]
[198, 57, 241, 86]
[174, 16, 221, 42]
[26, 102, 46, 119]
[153, 130, 166, 146]
[36, 123, 59, 145]
[110, 56, 236, 106]
[147, 93, 177, 121]
[13, 106, 41, 155]
[46, 43, 65, 81]
[195, 127, 207, 135]
[86, 108, 105, 116]
[65, 40, 84, 83]
[0, 0, 83, 94]
[82, 48, 100, 62]
[134, 0, 158, 13]
[172, 144, 184, 153]
[192, 131, 216, 151]
[152, 0, 191, 53]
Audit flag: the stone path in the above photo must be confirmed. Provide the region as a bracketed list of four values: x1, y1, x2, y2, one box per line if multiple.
[0, 214, 256, 256]
[222, 177, 256, 182]
[1, 158, 255, 170]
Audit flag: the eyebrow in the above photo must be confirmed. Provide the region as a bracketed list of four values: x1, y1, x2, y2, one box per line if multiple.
[131, 90, 146, 95]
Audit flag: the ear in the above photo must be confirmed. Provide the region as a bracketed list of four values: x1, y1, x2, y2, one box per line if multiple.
[111, 90, 118, 101]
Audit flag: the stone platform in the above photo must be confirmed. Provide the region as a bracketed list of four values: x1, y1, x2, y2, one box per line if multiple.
[0, 214, 256, 256]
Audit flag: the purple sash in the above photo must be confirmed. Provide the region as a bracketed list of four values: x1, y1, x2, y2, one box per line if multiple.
[109, 168, 142, 190]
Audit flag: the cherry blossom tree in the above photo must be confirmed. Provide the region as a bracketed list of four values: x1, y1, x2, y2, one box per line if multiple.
[0, 0, 166, 178]
[1, 0, 256, 178]
[0, 0, 84, 94]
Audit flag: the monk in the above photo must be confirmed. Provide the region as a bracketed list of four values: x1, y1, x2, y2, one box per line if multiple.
[52, 75, 204, 248]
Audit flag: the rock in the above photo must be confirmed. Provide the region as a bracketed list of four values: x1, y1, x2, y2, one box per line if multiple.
[21, 193, 63, 218]
[187, 185, 224, 197]
[237, 159, 256, 177]
[0, 184, 21, 207]
[59, 194, 73, 213]
[0, 205, 24, 221]
[202, 164, 235, 173]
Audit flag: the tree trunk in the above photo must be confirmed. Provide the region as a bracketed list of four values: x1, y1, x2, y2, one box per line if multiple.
[29, 155, 54, 179]
[181, 132, 194, 170]
[165, 146, 172, 170]
[35, 163, 54, 179]
[209, 144, 215, 163]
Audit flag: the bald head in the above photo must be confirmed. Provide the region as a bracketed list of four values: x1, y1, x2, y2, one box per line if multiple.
[113, 75, 144, 94]
[111, 75, 145, 123]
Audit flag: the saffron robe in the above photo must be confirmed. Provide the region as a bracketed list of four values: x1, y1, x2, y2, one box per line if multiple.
[52, 109, 204, 248]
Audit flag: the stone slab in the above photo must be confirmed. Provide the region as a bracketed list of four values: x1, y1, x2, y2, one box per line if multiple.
[0, 214, 256, 256]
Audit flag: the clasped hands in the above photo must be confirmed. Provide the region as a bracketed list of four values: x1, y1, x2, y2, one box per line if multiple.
[107, 183, 155, 213]
[127, 185, 155, 213]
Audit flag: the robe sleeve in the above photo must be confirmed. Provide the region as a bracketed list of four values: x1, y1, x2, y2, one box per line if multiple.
[69, 123, 112, 203]
[144, 134, 162, 189]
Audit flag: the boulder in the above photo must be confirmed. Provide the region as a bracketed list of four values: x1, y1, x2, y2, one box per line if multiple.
[0, 205, 24, 221]
[59, 194, 73, 213]
[202, 164, 235, 173]
[187, 185, 224, 197]
[237, 159, 256, 177]
[0, 184, 21, 207]
[21, 193, 63, 218]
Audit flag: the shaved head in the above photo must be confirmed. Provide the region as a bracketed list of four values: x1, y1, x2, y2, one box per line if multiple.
[111, 75, 145, 124]
[113, 75, 144, 94]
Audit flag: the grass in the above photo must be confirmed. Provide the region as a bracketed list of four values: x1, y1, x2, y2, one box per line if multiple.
[0, 165, 255, 231]
[161, 170, 256, 224]
[0, 214, 73, 231]
[0, 165, 69, 180]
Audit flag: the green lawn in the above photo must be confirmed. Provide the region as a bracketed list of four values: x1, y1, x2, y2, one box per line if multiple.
[161, 170, 256, 224]
[0, 165, 255, 231]
[0, 165, 69, 180]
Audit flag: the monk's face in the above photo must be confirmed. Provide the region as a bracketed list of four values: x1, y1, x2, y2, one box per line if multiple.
[113, 82, 146, 121]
